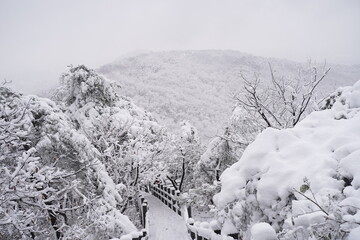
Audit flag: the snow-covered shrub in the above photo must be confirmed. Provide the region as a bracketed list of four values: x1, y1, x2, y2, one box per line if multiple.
[214, 80, 360, 239]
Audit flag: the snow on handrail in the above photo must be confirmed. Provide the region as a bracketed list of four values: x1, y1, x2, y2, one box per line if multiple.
[186, 218, 239, 240]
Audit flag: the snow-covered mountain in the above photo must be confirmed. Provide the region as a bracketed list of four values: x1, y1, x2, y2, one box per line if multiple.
[98, 50, 360, 141]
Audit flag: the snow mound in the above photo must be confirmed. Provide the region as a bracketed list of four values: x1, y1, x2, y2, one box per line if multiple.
[251, 223, 276, 240]
[214, 80, 360, 239]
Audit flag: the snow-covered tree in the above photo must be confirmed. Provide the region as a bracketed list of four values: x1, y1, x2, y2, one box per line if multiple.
[190, 106, 259, 210]
[1, 69, 150, 239]
[0, 86, 90, 239]
[235, 62, 330, 129]
[165, 121, 202, 192]
[52, 65, 169, 216]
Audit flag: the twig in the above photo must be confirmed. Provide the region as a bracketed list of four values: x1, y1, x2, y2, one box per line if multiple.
[293, 188, 328, 216]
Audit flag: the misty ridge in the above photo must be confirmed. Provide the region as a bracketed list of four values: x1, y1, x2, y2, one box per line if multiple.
[97, 50, 360, 141]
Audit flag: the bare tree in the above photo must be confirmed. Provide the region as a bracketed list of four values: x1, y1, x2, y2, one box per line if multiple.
[235, 62, 331, 129]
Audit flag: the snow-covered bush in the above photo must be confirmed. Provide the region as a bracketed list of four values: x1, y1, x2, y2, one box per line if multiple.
[214, 80, 360, 239]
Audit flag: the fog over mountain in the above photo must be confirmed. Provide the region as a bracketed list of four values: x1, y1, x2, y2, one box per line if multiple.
[98, 50, 360, 141]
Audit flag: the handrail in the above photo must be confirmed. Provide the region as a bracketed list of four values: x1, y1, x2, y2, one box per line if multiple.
[149, 183, 191, 217]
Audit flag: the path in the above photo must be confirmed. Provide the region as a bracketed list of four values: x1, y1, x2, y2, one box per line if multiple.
[143, 192, 190, 240]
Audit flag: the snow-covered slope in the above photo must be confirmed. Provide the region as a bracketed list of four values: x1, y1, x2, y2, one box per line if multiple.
[98, 50, 360, 140]
[213, 80, 360, 239]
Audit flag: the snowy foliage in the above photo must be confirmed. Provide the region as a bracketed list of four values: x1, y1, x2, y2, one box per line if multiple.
[0, 86, 98, 239]
[51, 65, 171, 233]
[1, 65, 172, 239]
[214, 80, 360, 239]
[53, 66, 167, 193]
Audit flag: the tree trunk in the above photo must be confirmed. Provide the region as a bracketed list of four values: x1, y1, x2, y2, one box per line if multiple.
[166, 175, 178, 190]
[178, 155, 186, 192]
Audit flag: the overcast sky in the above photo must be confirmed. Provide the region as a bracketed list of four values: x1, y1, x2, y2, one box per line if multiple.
[1, 0, 359, 94]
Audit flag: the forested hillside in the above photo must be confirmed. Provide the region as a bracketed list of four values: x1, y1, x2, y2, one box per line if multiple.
[98, 50, 360, 141]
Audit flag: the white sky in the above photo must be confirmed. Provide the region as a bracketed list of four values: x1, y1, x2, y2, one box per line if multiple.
[0, 0, 359, 94]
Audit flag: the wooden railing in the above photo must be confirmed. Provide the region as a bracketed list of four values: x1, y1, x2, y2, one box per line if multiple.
[150, 183, 240, 240]
[135, 193, 148, 228]
[149, 183, 191, 218]
[119, 191, 148, 240]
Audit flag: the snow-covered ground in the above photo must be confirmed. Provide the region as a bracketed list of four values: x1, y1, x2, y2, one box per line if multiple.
[143, 192, 190, 240]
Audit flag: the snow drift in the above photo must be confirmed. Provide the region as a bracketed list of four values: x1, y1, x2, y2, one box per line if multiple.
[214, 80, 360, 239]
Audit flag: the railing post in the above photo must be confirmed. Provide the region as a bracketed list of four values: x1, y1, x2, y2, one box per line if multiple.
[163, 186, 168, 206]
[160, 185, 165, 203]
[188, 218, 196, 240]
[141, 229, 147, 238]
[210, 220, 221, 235]
[142, 200, 148, 228]
[175, 190, 181, 215]
[228, 233, 239, 240]
[129, 231, 140, 240]
[187, 205, 192, 218]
